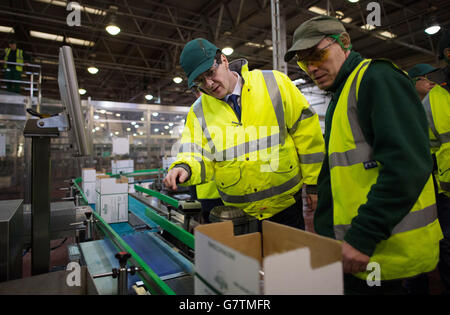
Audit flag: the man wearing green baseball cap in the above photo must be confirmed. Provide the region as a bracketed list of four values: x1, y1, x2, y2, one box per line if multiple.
[407, 63, 437, 100]
[163, 38, 325, 231]
[406, 29, 450, 295]
[285, 15, 443, 294]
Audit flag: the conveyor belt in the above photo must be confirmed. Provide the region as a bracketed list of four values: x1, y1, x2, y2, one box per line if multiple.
[79, 239, 141, 295]
[121, 231, 193, 279]
[128, 196, 159, 230]
[80, 195, 194, 294]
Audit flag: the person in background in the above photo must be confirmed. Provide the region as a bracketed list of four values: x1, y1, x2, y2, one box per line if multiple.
[407, 63, 437, 100]
[405, 30, 450, 295]
[284, 15, 443, 294]
[164, 38, 325, 231]
[1, 39, 30, 93]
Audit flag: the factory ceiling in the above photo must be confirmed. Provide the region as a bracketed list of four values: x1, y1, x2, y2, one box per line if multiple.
[1, 0, 449, 107]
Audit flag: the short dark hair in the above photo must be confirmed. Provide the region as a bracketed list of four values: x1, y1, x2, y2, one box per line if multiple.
[215, 50, 223, 65]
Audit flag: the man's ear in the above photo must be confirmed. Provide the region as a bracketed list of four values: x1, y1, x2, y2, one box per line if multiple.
[221, 54, 229, 69]
[340, 32, 351, 51]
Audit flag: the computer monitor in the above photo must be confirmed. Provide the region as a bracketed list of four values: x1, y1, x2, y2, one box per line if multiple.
[58, 45, 93, 156]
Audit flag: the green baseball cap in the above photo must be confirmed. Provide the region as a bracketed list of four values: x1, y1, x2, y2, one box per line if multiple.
[407, 64, 437, 78]
[180, 38, 220, 88]
[284, 15, 346, 62]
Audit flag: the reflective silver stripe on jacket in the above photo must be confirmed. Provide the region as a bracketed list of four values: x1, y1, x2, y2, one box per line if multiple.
[299, 152, 325, 164]
[288, 106, 317, 135]
[440, 132, 450, 144]
[179, 142, 215, 161]
[422, 93, 441, 148]
[330, 59, 438, 239]
[192, 97, 216, 154]
[441, 181, 450, 192]
[261, 70, 286, 146]
[329, 60, 373, 169]
[218, 173, 301, 203]
[192, 70, 285, 161]
[214, 133, 280, 162]
[334, 204, 438, 240]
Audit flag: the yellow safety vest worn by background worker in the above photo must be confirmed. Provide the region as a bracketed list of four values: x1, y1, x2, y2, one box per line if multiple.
[329, 59, 443, 280]
[170, 59, 325, 220]
[4, 48, 24, 71]
[422, 84, 450, 198]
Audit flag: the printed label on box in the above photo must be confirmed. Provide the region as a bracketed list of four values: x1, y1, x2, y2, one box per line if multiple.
[195, 231, 260, 295]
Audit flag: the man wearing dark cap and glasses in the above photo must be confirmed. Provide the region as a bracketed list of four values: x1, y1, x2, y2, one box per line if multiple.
[285, 15, 443, 294]
[163, 38, 325, 230]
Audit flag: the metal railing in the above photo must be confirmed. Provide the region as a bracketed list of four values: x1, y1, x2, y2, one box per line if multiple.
[0, 60, 42, 106]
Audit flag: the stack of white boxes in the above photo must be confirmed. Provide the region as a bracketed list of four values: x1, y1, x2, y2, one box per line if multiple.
[162, 157, 177, 170]
[82, 168, 97, 204]
[95, 175, 129, 224]
[111, 159, 134, 175]
[111, 159, 134, 184]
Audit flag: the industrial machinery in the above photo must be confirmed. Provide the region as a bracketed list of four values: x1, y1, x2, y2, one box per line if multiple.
[69, 168, 202, 295]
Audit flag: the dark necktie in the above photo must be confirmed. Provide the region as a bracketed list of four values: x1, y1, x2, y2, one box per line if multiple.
[229, 94, 241, 121]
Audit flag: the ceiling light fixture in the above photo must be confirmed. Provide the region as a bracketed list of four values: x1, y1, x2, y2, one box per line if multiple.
[78, 88, 87, 95]
[0, 26, 14, 34]
[424, 16, 441, 35]
[145, 94, 153, 101]
[106, 24, 121, 36]
[173, 76, 183, 84]
[106, 15, 121, 36]
[425, 25, 441, 35]
[87, 66, 99, 74]
[222, 47, 234, 56]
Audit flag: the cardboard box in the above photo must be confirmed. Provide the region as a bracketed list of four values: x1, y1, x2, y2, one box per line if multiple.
[116, 159, 133, 169]
[194, 221, 343, 295]
[82, 168, 96, 183]
[96, 193, 128, 224]
[112, 160, 134, 175]
[112, 137, 129, 155]
[95, 176, 128, 195]
[95, 175, 129, 224]
[82, 182, 96, 204]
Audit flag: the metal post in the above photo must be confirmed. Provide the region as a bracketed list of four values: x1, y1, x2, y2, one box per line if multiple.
[30, 136, 51, 275]
[270, 0, 287, 74]
[115, 252, 131, 295]
[85, 211, 94, 241]
[117, 265, 129, 295]
[24, 98, 32, 205]
[30, 73, 34, 100]
[146, 108, 151, 169]
[37, 67, 42, 112]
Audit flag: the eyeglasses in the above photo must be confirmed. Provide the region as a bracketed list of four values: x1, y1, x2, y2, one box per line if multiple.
[413, 76, 434, 84]
[193, 62, 220, 88]
[295, 38, 337, 72]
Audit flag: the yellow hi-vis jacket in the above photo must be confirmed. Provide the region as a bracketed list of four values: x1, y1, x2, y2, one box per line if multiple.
[170, 59, 325, 220]
[4, 48, 24, 71]
[196, 181, 220, 200]
[422, 84, 450, 198]
[329, 59, 442, 280]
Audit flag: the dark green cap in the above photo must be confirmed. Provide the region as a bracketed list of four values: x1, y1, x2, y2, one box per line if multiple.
[284, 15, 346, 62]
[180, 38, 220, 88]
[407, 64, 437, 78]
